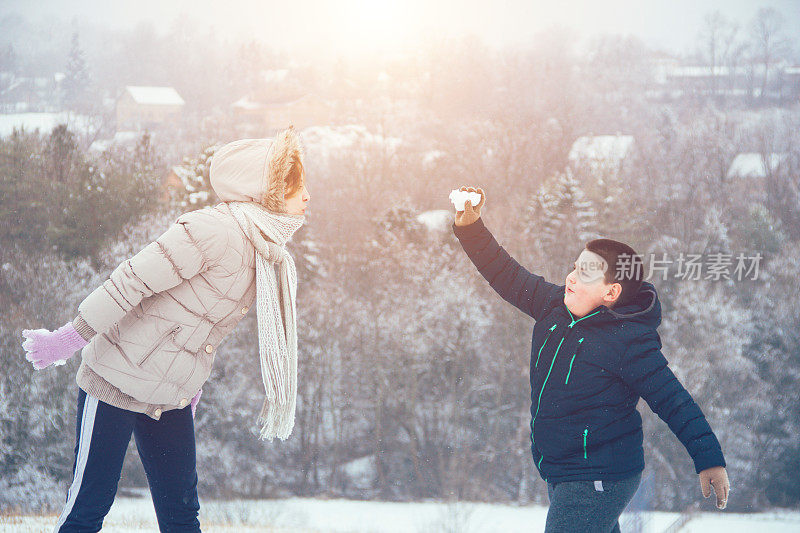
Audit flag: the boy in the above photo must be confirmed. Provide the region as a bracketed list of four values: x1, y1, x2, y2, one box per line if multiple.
[452, 187, 729, 532]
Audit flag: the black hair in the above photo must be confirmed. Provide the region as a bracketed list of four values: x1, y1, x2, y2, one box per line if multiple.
[585, 238, 644, 307]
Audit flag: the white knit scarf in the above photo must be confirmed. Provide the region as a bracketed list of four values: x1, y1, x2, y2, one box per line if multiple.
[227, 201, 305, 440]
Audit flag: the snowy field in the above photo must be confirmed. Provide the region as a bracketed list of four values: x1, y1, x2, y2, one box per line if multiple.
[0, 113, 95, 137]
[2, 496, 799, 532]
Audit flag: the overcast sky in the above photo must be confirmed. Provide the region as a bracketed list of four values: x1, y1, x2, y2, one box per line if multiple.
[3, 0, 799, 57]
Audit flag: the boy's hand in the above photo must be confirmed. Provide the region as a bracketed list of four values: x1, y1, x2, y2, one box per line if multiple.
[699, 466, 730, 509]
[454, 186, 485, 227]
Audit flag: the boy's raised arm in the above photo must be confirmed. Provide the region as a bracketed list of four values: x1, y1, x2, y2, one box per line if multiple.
[452, 187, 561, 321]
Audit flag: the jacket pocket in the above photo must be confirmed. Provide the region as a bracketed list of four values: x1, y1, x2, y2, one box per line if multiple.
[104, 324, 121, 345]
[138, 325, 182, 366]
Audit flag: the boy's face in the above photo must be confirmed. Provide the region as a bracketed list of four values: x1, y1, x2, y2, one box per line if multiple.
[564, 249, 622, 317]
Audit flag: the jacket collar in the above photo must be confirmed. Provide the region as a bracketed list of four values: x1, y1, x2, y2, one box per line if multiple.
[563, 281, 662, 329]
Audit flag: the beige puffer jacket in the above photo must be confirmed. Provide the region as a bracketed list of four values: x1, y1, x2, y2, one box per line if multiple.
[74, 130, 301, 420]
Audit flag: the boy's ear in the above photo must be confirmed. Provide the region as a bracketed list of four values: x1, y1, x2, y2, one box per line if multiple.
[604, 283, 623, 304]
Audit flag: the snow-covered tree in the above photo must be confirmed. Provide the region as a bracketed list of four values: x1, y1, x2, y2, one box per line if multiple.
[527, 171, 599, 279]
[655, 280, 760, 510]
[62, 31, 91, 113]
[169, 145, 220, 209]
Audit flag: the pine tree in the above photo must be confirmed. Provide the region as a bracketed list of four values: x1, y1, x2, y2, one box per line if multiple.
[0, 44, 16, 73]
[62, 32, 90, 113]
[170, 145, 219, 209]
[0, 45, 17, 98]
[34, 126, 162, 265]
[527, 171, 599, 277]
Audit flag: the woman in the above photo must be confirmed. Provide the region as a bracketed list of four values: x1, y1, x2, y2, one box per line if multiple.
[21, 127, 310, 532]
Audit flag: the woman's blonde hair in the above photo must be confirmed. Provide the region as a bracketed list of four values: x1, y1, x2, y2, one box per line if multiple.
[284, 151, 305, 198]
[261, 127, 304, 211]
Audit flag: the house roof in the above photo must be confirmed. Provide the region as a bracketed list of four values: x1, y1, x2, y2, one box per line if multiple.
[232, 93, 330, 109]
[88, 131, 142, 153]
[667, 66, 731, 77]
[124, 86, 185, 106]
[726, 152, 787, 179]
[262, 69, 289, 83]
[232, 96, 264, 110]
[568, 135, 634, 167]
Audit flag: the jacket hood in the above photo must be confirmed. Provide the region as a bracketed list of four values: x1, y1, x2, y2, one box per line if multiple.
[209, 128, 302, 212]
[602, 280, 661, 328]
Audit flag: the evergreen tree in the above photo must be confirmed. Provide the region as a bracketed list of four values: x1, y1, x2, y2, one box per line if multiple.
[62, 31, 91, 113]
[0, 44, 16, 73]
[0, 44, 17, 99]
[170, 145, 219, 209]
[0, 126, 164, 266]
[657, 281, 763, 510]
[0, 130, 49, 253]
[527, 171, 599, 278]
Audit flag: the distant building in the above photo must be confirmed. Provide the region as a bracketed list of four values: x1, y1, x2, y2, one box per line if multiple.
[163, 165, 203, 204]
[116, 86, 185, 131]
[778, 66, 800, 102]
[232, 93, 333, 134]
[88, 131, 142, 153]
[726, 152, 788, 204]
[649, 56, 798, 103]
[726, 152, 787, 179]
[0, 73, 63, 113]
[568, 134, 635, 176]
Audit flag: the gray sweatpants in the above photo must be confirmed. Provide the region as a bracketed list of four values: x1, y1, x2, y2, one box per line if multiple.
[545, 473, 642, 533]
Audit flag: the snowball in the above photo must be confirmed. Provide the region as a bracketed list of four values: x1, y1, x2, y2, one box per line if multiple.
[449, 189, 481, 211]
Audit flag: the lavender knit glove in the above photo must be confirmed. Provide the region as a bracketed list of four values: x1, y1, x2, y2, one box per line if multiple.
[21, 322, 89, 370]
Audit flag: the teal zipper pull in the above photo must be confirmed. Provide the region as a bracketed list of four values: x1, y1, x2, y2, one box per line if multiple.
[564, 338, 585, 385]
[566, 308, 602, 329]
[531, 330, 569, 451]
[583, 428, 589, 459]
[535, 324, 558, 368]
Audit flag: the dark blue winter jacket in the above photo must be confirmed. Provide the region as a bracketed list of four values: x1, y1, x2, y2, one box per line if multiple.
[454, 219, 726, 483]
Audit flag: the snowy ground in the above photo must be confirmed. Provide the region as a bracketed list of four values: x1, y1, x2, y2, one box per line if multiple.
[0, 112, 95, 136]
[2, 496, 800, 533]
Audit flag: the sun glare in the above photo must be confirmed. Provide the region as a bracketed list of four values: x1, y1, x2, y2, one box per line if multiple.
[336, 0, 417, 53]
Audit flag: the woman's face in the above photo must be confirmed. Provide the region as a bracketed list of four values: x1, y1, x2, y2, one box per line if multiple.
[284, 182, 310, 216]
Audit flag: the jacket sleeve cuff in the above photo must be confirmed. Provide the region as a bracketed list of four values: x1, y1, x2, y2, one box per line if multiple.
[72, 313, 97, 342]
[692, 447, 727, 474]
[452, 217, 487, 240]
